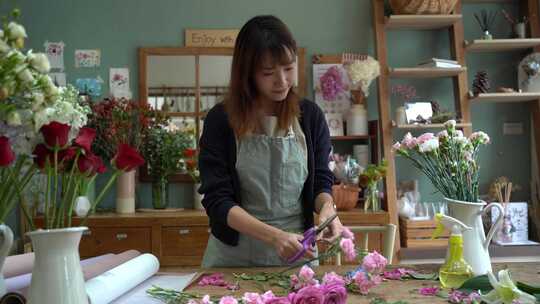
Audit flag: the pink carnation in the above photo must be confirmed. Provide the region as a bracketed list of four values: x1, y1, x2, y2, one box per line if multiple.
[419, 286, 440, 296]
[339, 238, 357, 262]
[341, 227, 355, 240]
[322, 282, 347, 304]
[417, 132, 435, 144]
[261, 290, 277, 303]
[353, 271, 376, 295]
[322, 272, 345, 286]
[299, 265, 315, 282]
[362, 251, 387, 274]
[392, 141, 402, 151]
[382, 268, 411, 280]
[242, 292, 263, 304]
[292, 285, 324, 304]
[401, 132, 417, 149]
[219, 296, 238, 304]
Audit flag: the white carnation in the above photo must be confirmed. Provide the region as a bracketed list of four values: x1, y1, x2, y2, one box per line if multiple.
[444, 119, 456, 129]
[28, 52, 50, 74]
[17, 68, 34, 84]
[419, 138, 439, 153]
[7, 22, 27, 39]
[0, 40, 9, 53]
[6, 111, 21, 126]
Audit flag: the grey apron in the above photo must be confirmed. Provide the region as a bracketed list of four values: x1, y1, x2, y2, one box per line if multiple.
[201, 117, 309, 267]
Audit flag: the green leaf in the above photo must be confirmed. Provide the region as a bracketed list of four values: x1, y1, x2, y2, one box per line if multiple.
[408, 272, 439, 280]
[458, 275, 493, 293]
[253, 275, 268, 281]
[517, 281, 540, 295]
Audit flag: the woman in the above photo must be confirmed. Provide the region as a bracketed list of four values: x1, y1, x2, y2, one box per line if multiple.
[198, 15, 343, 267]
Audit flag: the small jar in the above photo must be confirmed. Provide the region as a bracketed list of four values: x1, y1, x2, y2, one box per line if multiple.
[395, 106, 407, 125]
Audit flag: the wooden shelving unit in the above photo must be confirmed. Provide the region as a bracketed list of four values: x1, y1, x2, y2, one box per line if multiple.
[389, 67, 466, 78]
[394, 123, 472, 130]
[465, 39, 540, 52]
[470, 92, 540, 103]
[385, 14, 462, 30]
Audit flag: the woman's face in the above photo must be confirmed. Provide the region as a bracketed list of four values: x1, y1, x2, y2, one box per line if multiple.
[254, 49, 296, 103]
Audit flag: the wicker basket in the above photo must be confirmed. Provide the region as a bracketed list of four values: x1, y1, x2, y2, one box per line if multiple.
[389, 0, 458, 14]
[332, 184, 360, 211]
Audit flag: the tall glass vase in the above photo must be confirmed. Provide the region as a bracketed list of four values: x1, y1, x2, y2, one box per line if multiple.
[152, 176, 169, 209]
[363, 183, 380, 212]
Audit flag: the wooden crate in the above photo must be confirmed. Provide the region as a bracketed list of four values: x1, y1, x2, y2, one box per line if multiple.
[399, 216, 449, 248]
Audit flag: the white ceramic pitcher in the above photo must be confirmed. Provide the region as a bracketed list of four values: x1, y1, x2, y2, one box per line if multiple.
[0, 224, 13, 297]
[444, 198, 504, 276]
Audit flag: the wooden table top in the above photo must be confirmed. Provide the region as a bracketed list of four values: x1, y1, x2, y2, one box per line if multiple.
[161, 262, 540, 303]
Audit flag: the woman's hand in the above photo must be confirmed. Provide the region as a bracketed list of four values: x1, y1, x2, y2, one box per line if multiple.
[272, 230, 315, 261]
[318, 202, 343, 243]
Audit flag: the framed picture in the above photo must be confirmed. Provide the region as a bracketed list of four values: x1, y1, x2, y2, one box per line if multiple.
[491, 202, 539, 245]
[404, 102, 433, 124]
[325, 113, 344, 136]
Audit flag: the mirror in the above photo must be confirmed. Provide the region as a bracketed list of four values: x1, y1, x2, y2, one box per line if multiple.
[139, 47, 306, 182]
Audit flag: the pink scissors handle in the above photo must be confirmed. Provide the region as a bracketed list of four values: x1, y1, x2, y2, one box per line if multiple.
[287, 227, 317, 264]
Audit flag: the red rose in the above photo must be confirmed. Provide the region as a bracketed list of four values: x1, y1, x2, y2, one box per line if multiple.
[32, 143, 53, 169]
[40, 121, 71, 148]
[58, 146, 78, 163]
[0, 136, 15, 167]
[183, 148, 197, 158]
[74, 127, 96, 152]
[113, 144, 145, 172]
[185, 159, 197, 170]
[78, 153, 106, 176]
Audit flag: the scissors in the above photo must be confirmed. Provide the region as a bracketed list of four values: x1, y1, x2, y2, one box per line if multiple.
[287, 213, 338, 264]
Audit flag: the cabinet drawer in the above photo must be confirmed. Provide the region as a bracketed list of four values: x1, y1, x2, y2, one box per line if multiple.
[161, 226, 210, 257]
[79, 227, 152, 257]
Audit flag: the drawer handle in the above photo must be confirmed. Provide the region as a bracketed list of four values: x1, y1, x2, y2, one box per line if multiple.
[116, 233, 128, 240]
[179, 229, 190, 235]
[83, 230, 92, 236]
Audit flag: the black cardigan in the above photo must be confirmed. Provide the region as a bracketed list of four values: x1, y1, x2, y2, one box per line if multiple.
[198, 99, 334, 246]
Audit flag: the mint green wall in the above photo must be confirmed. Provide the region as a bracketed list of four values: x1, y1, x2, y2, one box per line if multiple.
[3, 0, 533, 237]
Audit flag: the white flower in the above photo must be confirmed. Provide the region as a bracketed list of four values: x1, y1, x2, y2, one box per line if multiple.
[418, 138, 439, 153]
[17, 68, 34, 84]
[7, 22, 27, 40]
[470, 131, 490, 144]
[444, 119, 456, 129]
[32, 92, 45, 106]
[480, 270, 537, 304]
[345, 56, 380, 97]
[437, 130, 448, 138]
[455, 130, 464, 138]
[454, 136, 468, 146]
[28, 52, 50, 74]
[0, 40, 9, 53]
[6, 111, 21, 126]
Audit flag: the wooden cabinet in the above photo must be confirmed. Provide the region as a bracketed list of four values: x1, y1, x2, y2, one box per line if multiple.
[34, 209, 389, 266]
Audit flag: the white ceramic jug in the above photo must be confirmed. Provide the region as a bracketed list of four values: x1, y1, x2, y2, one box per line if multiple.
[444, 198, 504, 276]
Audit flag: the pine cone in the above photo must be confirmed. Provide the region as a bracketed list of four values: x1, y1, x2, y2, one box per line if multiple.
[472, 71, 490, 95]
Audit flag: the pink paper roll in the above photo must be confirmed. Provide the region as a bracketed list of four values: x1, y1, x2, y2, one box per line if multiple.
[83, 250, 141, 280]
[3, 253, 34, 279]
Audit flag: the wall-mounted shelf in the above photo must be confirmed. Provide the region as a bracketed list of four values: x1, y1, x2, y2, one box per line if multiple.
[385, 15, 462, 30]
[394, 123, 472, 130]
[470, 92, 540, 103]
[465, 39, 540, 52]
[389, 67, 466, 78]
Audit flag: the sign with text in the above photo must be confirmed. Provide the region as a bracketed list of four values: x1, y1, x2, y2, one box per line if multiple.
[185, 29, 239, 48]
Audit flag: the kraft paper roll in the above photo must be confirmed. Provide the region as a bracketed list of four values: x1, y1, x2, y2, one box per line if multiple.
[86, 254, 160, 304]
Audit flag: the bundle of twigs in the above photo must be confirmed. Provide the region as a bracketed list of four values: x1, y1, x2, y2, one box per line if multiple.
[474, 9, 498, 31]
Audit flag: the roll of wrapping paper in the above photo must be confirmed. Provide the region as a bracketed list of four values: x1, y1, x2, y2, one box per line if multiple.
[86, 253, 160, 304]
[10, 250, 140, 295]
[0, 292, 26, 304]
[2, 253, 34, 279]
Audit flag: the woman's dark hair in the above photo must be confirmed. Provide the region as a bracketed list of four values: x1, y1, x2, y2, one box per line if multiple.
[225, 15, 300, 137]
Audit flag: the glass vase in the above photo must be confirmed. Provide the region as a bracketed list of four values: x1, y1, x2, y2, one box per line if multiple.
[364, 183, 380, 212]
[152, 176, 169, 209]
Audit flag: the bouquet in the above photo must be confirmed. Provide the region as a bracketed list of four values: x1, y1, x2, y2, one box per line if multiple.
[344, 56, 380, 97]
[393, 120, 490, 202]
[359, 160, 387, 212]
[183, 147, 200, 183]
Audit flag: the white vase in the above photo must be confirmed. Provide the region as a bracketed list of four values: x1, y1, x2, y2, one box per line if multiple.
[444, 198, 504, 276]
[0, 224, 13, 297]
[116, 170, 135, 214]
[345, 104, 368, 136]
[27, 227, 89, 304]
[74, 196, 91, 217]
[193, 183, 204, 210]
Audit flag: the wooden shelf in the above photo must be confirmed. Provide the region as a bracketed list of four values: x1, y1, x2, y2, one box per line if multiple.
[470, 92, 540, 103]
[331, 135, 371, 141]
[463, 0, 516, 3]
[394, 123, 472, 129]
[385, 14, 462, 30]
[389, 67, 466, 78]
[465, 39, 540, 52]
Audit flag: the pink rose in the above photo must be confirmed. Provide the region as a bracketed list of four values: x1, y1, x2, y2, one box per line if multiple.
[322, 272, 345, 286]
[242, 292, 263, 304]
[292, 285, 324, 304]
[261, 291, 276, 303]
[265, 296, 292, 304]
[339, 238, 356, 262]
[322, 282, 347, 304]
[219, 295, 238, 304]
[362, 251, 387, 274]
[340, 227, 355, 240]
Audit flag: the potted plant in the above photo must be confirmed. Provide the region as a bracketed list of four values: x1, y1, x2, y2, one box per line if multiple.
[141, 121, 193, 209]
